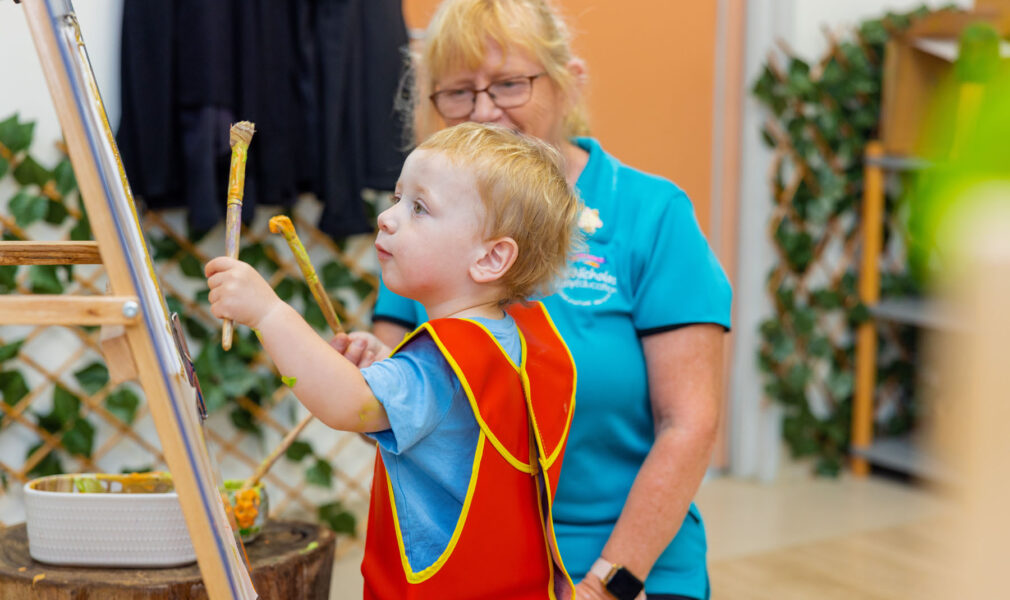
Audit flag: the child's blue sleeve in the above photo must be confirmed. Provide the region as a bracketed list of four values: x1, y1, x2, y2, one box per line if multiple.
[359, 335, 458, 454]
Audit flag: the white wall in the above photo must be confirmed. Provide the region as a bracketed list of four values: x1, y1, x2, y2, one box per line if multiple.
[0, 1, 123, 165]
[730, 0, 972, 481]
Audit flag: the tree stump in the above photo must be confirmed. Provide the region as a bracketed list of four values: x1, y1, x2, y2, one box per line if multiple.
[0, 520, 336, 599]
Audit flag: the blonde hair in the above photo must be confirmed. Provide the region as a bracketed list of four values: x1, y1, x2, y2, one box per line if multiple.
[417, 122, 583, 304]
[400, 0, 590, 145]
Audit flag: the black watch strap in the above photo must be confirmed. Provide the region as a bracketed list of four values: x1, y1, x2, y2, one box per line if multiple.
[590, 558, 644, 600]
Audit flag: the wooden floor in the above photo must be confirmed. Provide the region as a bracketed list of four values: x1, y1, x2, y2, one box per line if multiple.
[710, 517, 954, 599]
[328, 471, 954, 599]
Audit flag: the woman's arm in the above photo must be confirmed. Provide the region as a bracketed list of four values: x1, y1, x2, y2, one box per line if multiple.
[577, 323, 724, 598]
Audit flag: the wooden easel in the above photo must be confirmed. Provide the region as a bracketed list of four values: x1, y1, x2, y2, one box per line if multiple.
[1, 1, 255, 598]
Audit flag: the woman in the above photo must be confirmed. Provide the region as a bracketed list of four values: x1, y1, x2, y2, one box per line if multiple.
[365, 1, 731, 598]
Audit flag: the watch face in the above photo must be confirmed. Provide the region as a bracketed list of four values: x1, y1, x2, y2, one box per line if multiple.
[605, 567, 644, 600]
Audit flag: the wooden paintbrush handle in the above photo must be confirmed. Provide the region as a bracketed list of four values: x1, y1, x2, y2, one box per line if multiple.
[221, 121, 255, 351]
[242, 412, 313, 490]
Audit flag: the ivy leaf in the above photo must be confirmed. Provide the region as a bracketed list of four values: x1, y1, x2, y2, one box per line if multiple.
[792, 307, 817, 337]
[53, 158, 77, 195]
[322, 261, 352, 289]
[784, 363, 812, 394]
[149, 234, 182, 261]
[52, 385, 81, 425]
[29, 265, 63, 294]
[178, 254, 204, 279]
[74, 362, 109, 395]
[44, 199, 69, 226]
[815, 456, 842, 477]
[0, 264, 19, 293]
[352, 278, 374, 300]
[0, 114, 35, 153]
[239, 243, 278, 275]
[318, 501, 357, 536]
[62, 417, 95, 457]
[203, 385, 227, 413]
[0, 370, 29, 406]
[808, 336, 833, 359]
[183, 315, 210, 342]
[305, 458, 333, 488]
[285, 439, 313, 462]
[847, 302, 871, 325]
[281, 375, 298, 388]
[70, 206, 92, 241]
[106, 387, 141, 425]
[0, 340, 23, 363]
[120, 464, 153, 474]
[826, 370, 854, 401]
[26, 442, 64, 479]
[13, 155, 52, 187]
[229, 406, 260, 435]
[275, 277, 297, 302]
[9, 191, 50, 228]
[0, 156, 9, 180]
[304, 302, 326, 330]
[217, 356, 261, 398]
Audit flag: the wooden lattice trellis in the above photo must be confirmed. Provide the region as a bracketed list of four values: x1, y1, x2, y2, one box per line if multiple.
[752, 11, 926, 475]
[0, 116, 383, 555]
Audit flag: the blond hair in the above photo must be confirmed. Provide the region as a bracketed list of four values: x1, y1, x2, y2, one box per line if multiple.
[417, 122, 583, 304]
[400, 0, 590, 145]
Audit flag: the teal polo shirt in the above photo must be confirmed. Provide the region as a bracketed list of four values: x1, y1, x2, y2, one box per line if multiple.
[373, 137, 732, 599]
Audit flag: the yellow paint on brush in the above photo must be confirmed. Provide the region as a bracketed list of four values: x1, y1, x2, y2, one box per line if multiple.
[269, 215, 345, 334]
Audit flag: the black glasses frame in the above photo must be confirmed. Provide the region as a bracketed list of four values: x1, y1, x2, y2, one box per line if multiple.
[429, 72, 547, 118]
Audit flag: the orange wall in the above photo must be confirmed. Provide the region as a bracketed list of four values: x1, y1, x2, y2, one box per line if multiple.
[402, 0, 719, 234]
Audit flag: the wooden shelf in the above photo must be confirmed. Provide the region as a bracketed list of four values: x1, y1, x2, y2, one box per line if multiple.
[869, 297, 961, 331]
[851, 433, 954, 484]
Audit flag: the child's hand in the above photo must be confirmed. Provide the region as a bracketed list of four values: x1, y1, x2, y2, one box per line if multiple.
[205, 257, 283, 329]
[329, 332, 391, 368]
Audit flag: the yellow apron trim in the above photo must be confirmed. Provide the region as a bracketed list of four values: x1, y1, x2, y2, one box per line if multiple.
[387, 433, 487, 583]
[422, 322, 536, 474]
[538, 460, 576, 597]
[519, 303, 577, 470]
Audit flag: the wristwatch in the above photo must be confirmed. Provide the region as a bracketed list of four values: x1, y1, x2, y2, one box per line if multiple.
[589, 558, 644, 600]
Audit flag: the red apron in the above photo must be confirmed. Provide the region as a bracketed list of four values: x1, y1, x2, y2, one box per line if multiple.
[361, 302, 576, 600]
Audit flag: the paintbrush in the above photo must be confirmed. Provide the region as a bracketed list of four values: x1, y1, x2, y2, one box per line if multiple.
[268, 215, 345, 335]
[239, 216, 346, 492]
[221, 120, 256, 351]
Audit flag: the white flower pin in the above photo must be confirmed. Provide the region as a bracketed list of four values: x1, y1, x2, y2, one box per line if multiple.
[578, 207, 603, 235]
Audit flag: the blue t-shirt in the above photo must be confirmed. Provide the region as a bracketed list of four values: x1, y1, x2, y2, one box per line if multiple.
[372, 138, 732, 598]
[360, 314, 522, 572]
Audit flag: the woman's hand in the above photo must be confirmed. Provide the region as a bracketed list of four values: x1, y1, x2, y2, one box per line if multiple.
[205, 257, 283, 329]
[329, 331, 391, 368]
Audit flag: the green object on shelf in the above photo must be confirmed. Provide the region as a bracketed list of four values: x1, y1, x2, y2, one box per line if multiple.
[955, 22, 1000, 84]
[905, 37, 1010, 285]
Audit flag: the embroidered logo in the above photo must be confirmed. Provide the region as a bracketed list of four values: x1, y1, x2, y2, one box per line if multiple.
[577, 207, 603, 235]
[558, 256, 617, 306]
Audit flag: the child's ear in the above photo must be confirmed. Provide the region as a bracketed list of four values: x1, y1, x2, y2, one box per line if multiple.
[470, 237, 518, 284]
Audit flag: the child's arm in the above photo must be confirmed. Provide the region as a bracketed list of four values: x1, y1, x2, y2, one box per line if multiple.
[205, 257, 390, 433]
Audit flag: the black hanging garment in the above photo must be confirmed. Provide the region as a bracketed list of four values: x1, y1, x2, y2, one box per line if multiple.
[116, 0, 408, 238]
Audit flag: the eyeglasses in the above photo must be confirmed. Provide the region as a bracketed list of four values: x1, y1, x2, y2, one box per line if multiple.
[429, 73, 547, 119]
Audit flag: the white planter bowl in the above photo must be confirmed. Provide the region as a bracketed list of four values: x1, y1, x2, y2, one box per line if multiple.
[24, 473, 196, 567]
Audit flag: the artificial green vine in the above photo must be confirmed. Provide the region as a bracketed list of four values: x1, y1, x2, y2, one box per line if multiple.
[752, 9, 928, 475]
[0, 113, 362, 534]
